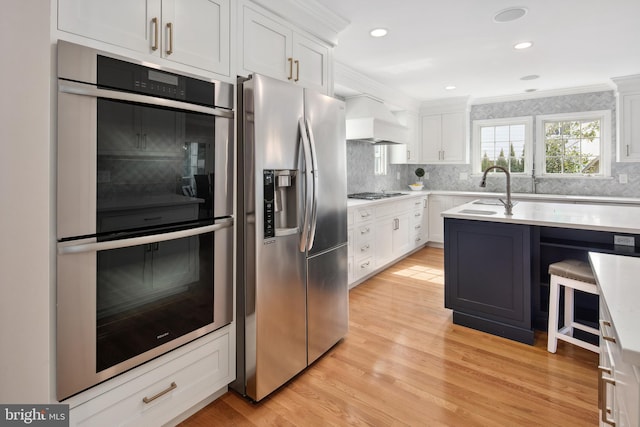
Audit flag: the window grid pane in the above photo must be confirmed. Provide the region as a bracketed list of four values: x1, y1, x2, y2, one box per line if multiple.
[479, 124, 526, 173]
[543, 118, 601, 175]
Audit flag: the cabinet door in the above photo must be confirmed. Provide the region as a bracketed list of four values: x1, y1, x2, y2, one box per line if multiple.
[58, 0, 159, 54]
[421, 114, 442, 162]
[392, 212, 412, 256]
[441, 111, 466, 163]
[618, 92, 640, 162]
[374, 217, 394, 267]
[161, 0, 230, 75]
[241, 6, 292, 80]
[292, 32, 329, 93]
[444, 219, 532, 332]
[427, 196, 450, 244]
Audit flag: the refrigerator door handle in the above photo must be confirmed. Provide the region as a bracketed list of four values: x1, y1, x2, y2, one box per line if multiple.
[305, 118, 319, 251]
[298, 117, 314, 253]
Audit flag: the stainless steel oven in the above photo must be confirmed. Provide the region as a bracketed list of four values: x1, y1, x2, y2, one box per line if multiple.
[55, 41, 234, 400]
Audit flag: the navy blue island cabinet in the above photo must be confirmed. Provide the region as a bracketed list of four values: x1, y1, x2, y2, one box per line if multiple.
[444, 218, 534, 344]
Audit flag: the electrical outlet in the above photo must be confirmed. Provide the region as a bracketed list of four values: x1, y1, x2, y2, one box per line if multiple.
[619, 174, 628, 184]
[614, 235, 635, 246]
[396, 172, 401, 180]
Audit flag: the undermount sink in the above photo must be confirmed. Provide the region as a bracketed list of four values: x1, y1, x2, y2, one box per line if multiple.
[473, 199, 519, 206]
[458, 209, 498, 215]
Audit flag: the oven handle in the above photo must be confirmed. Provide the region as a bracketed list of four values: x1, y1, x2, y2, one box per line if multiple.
[58, 79, 234, 118]
[58, 218, 233, 255]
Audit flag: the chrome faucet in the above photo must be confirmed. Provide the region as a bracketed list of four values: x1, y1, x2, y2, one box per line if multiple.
[480, 165, 513, 216]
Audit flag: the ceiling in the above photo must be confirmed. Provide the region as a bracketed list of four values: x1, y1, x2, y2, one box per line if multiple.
[315, 0, 640, 103]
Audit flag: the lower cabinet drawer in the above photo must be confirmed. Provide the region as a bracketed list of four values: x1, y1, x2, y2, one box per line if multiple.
[69, 332, 230, 427]
[354, 256, 374, 279]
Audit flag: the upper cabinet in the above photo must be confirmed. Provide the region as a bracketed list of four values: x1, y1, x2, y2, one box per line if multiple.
[390, 110, 421, 164]
[239, 4, 331, 94]
[613, 75, 640, 162]
[420, 97, 469, 164]
[57, 0, 230, 76]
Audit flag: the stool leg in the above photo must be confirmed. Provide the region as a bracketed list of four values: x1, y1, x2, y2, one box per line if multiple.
[564, 286, 574, 337]
[547, 276, 561, 353]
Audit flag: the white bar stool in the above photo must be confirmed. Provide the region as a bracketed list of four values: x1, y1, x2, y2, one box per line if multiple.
[547, 259, 599, 353]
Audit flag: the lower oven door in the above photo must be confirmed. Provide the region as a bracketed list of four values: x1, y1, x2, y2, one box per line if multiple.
[56, 219, 232, 401]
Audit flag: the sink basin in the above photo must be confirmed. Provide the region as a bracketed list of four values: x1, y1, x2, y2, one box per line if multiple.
[473, 199, 518, 206]
[458, 209, 498, 215]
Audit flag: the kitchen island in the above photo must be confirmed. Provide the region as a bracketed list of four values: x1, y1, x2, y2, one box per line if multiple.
[442, 200, 640, 344]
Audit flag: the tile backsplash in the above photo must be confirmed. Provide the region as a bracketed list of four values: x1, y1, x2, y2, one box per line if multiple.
[347, 90, 640, 198]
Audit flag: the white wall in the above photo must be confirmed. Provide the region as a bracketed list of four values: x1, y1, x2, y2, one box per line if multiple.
[0, 1, 52, 402]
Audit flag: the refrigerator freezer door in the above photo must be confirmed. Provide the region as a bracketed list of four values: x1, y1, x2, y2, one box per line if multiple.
[304, 90, 347, 255]
[238, 74, 308, 401]
[307, 244, 349, 364]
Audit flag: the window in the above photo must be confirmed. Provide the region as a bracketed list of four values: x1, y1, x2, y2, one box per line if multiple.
[374, 145, 388, 175]
[536, 110, 611, 177]
[472, 116, 533, 174]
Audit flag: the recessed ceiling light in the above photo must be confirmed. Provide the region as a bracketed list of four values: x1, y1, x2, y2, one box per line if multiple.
[445, 85, 457, 90]
[514, 41, 533, 50]
[493, 7, 528, 23]
[520, 74, 540, 81]
[370, 28, 388, 38]
[525, 88, 537, 92]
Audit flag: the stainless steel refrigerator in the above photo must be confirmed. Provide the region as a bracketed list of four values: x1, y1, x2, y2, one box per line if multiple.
[232, 74, 348, 401]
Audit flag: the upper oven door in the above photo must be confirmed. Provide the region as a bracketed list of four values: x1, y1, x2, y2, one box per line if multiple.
[57, 81, 233, 240]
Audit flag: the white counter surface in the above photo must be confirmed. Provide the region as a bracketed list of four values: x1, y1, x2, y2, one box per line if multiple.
[348, 190, 640, 209]
[589, 252, 640, 366]
[442, 200, 640, 234]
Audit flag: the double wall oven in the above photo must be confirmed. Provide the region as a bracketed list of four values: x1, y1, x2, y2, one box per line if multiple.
[56, 41, 234, 400]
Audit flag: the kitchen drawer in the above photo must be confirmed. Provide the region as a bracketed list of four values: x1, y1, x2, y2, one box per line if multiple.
[354, 239, 374, 260]
[354, 256, 374, 280]
[375, 202, 396, 218]
[98, 204, 199, 231]
[410, 208, 424, 225]
[69, 331, 230, 427]
[354, 207, 374, 223]
[355, 222, 374, 242]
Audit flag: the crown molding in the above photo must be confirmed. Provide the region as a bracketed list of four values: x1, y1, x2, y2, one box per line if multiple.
[249, 0, 349, 46]
[334, 62, 421, 111]
[612, 74, 640, 92]
[470, 83, 616, 105]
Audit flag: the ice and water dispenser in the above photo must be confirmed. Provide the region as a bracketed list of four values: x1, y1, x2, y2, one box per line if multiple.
[263, 170, 298, 239]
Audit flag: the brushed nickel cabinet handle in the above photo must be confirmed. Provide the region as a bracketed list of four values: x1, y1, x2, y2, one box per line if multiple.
[143, 382, 177, 404]
[360, 227, 370, 234]
[627, 144, 630, 157]
[360, 244, 370, 252]
[294, 59, 300, 82]
[166, 22, 174, 55]
[599, 369, 616, 426]
[287, 58, 293, 80]
[151, 17, 159, 51]
[360, 261, 370, 269]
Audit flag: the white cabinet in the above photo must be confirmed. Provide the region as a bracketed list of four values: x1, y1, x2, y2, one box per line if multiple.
[410, 196, 428, 248]
[427, 195, 479, 244]
[348, 206, 375, 286]
[613, 75, 640, 162]
[347, 195, 426, 287]
[240, 4, 330, 93]
[68, 329, 232, 427]
[420, 97, 469, 164]
[421, 112, 467, 163]
[57, 0, 230, 75]
[374, 201, 411, 268]
[390, 111, 422, 164]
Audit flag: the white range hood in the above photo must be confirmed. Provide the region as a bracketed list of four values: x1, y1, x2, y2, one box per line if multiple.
[345, 95, 408, 145]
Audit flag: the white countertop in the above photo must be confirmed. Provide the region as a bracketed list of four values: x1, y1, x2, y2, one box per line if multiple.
[348, 190, 640, 209]
[589, 252, 640, 366]
[442, 200, 640, 234]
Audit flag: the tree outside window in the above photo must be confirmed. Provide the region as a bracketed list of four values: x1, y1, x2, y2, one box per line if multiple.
[543, 119, 600, 174]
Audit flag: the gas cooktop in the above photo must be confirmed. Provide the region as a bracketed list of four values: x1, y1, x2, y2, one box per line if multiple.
[347, 192, 405, 200]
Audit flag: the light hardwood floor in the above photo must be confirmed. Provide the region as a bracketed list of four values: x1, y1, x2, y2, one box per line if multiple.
[180, 247, 598, 426]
